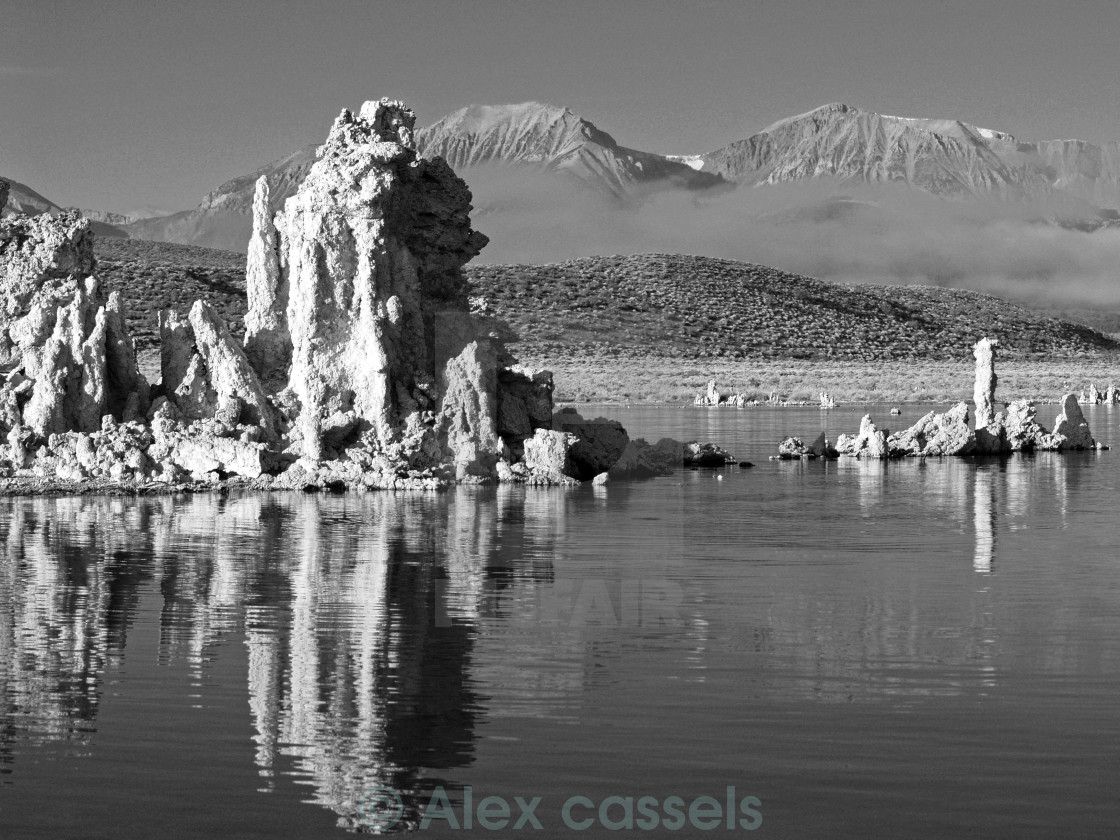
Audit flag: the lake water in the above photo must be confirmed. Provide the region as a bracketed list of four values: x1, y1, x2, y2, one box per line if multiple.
[1, 403, 1119, 838]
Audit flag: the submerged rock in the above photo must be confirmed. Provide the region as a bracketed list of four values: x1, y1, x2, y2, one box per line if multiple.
[776, 431, 836, 460]
[684, 441, 736, 467]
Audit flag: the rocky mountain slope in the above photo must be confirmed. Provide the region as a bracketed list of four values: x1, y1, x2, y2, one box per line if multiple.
[117, 102, 724, 251]
[419, 102, 721, 197]
[122, 144, 320, 253]
[0, 177, 62, 217]
[1, 177, 131, 237]
[12, 100, 1119, 253]
[702, 104, 1024, 199]
[701, 103, 1120, 221]
[90, 238, 1117, 362]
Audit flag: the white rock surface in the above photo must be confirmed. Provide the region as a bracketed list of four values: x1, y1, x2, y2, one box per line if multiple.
[268, 98, 487, 461]
[972, 337, 998, 428]
[242, 176, 291, 385]
[1052, 393, 1095, 450]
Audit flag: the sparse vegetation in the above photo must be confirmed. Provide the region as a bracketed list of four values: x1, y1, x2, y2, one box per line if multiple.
[531, 356, 1120, 404]
[95, 237, 247, 349]
[92, 240, 1120, 402]
[468, 254, 1119, 362]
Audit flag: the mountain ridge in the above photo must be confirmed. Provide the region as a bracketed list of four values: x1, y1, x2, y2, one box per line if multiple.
[7, 100, 1119, 252]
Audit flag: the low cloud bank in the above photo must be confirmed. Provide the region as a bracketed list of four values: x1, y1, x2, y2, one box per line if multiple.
[465, 167, 1120, 310]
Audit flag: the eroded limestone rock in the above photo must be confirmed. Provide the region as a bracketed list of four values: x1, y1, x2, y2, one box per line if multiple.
[836, 415, 889, 458]
[1, 211, 95, 350]
[774, 333, 1108, 460]
[157, 302, 277, 442]
[437, 339, 503, 479]
[522, 428, 579, 481]
[243, 176, 291, 384]
[1003, 400, 1047, 451]
[973, 338, 998, 428]
[777, 436, 805, 459]
[497, 365, 553, 441]
[0, 213, 147, 437]
[551, 408, 629, 480]
[1053, 393, 1095, 450]
[1, 100, 734, 490]
[266, 98, 487, 461]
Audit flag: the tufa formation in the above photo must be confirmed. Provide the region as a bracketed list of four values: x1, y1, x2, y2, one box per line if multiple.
[775, 337, 1105, 460]
[0, 105, 710, 489]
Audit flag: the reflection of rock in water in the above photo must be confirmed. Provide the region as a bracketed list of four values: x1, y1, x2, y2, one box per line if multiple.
[245, 493, 482, 830]
[0, 498, 156, 775]
[0, 491, 555, 830]
[973, 467, 996, 574]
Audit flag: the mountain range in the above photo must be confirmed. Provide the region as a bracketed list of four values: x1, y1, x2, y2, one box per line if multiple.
[4, 100, 1120, 253]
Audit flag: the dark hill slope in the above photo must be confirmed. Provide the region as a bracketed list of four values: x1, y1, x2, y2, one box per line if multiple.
[467, 254, 1118, 361]
[91, 239, 1117, 361]
[94, 237, 247, 349]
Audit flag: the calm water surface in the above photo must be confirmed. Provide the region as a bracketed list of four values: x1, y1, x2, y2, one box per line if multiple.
[1, 403, 1119, 838]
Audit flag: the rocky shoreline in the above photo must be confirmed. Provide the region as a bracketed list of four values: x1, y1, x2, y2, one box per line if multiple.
[0, 101, 735, 495]
[774, 338, 1107, 460]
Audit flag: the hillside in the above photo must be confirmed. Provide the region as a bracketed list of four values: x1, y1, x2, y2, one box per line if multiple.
[121, 144, 320, 252]
[91, 239, 1118, 363]
[468, 254, 1118, 361]
[94, 237, 247, 349]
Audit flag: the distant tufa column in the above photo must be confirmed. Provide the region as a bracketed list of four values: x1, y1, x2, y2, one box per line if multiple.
[243, 176, 291, 384]
[972, 337, 998, 428]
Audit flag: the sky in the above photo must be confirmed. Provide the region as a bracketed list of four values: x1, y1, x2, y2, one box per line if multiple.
[2, 0, 1119, 215]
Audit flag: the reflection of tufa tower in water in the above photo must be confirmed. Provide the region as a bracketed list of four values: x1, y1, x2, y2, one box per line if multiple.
[0, 498, 156, 765]
[0, 489, 563, 826]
